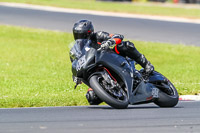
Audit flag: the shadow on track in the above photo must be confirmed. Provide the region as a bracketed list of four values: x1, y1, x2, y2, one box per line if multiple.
[88, 105, 183, 110]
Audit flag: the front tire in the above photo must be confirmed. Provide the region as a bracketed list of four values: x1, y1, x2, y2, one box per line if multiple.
[89, 75, 129, 109]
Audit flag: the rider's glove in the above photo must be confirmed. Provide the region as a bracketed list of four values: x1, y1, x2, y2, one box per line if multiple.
[144, 61, 154, 75]
[101, 39, 115, 50]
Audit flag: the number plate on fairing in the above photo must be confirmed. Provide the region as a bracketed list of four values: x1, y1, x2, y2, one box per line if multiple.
[76, 55, 86, 71]
[152, 87, 159, 98]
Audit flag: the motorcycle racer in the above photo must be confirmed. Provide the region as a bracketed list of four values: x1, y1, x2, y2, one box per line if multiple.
[72, 19, 154, 105]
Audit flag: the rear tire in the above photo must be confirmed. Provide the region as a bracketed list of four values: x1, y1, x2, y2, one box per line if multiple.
[154, 76, 179, 107]
[89, 75, 128, 109]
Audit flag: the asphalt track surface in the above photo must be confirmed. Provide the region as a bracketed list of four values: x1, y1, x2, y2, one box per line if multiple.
[0, 5, 200, 46]
[0, 101, 200, 133]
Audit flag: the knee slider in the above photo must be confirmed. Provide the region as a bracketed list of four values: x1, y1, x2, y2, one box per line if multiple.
[86, 90, 102, 105]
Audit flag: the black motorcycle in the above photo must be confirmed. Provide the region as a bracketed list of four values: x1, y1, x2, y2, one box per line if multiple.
[70, 39, 179, 109]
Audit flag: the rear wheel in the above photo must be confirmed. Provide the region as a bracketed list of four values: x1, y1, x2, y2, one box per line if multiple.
[89, 75, 128, 109]
[153, 74, 179, 107]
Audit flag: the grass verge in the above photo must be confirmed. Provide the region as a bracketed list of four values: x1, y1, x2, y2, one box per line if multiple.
[1, 0, 200, 19]
[0, 25, 199, 108]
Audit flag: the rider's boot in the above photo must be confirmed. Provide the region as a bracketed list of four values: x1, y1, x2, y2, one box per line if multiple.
[86, 88, 102, 105]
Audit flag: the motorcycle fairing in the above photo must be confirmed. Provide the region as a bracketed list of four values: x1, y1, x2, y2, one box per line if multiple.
[71, 39, 96, 77]
[130, 81, 159, 104]
[95, 50, 159, 104]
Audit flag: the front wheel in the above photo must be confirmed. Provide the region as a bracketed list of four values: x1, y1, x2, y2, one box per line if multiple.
[89, 75, 129, 109]
[153, 74, 179, 107]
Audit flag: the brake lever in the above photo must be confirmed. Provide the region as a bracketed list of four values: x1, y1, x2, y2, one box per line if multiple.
[73, 76, 82, 89]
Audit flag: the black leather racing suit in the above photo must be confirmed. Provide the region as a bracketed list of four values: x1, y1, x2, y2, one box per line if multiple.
[89, 31, 152, 68]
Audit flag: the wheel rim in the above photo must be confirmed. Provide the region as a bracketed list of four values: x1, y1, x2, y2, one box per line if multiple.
[97, 76, 128, 102]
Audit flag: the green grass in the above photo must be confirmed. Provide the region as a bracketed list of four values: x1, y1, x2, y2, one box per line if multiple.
[1, 0, 200, 19]
[0, 25, 88, 108]
[0, 25, 200, 108]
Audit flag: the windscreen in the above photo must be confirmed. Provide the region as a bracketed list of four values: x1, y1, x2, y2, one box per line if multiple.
[70, 39, 91, 62]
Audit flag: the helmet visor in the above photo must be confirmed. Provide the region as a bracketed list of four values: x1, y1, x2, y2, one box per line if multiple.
[73, 32, 88, 40]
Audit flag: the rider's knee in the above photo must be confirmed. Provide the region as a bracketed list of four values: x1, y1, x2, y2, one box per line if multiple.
[117, 41, 135, 54]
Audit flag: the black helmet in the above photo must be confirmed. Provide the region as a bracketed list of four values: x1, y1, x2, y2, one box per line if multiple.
[73, 20, 94, 40]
